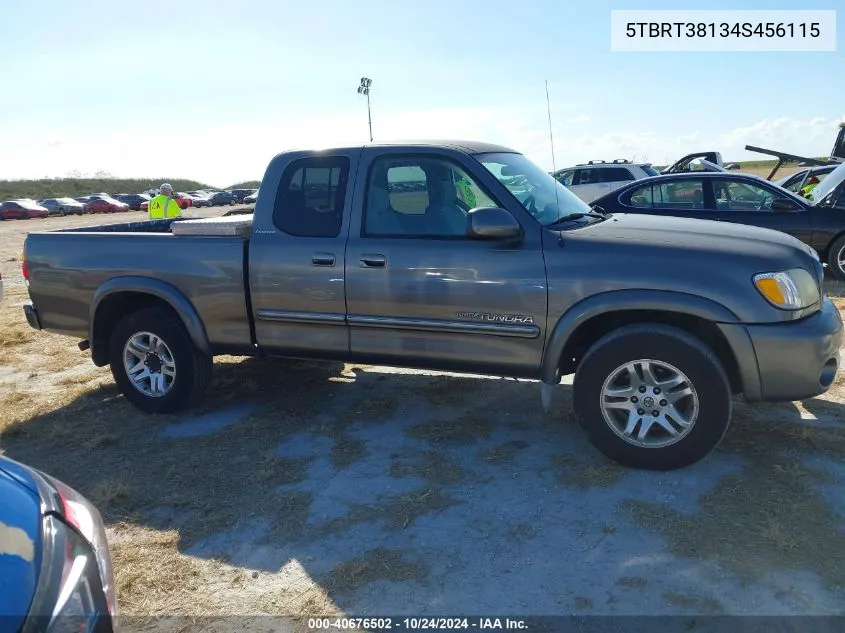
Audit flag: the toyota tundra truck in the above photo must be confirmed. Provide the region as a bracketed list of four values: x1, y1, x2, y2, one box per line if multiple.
[20, 141, 843, 470]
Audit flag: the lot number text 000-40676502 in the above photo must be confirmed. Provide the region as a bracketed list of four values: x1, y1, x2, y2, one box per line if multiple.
[610, 9, 836, 52]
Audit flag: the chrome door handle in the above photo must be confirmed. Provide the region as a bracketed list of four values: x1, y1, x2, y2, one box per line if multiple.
[312, 253, 335, 266]
[359, 253, 386, 268]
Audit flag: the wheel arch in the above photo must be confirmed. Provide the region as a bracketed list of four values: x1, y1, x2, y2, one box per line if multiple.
[89, 277, 211, 367]
[542, 290, 743, 393]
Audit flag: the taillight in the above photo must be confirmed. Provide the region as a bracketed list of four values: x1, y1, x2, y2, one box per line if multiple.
[21, 250, 29, 281]
[52, 478, 118, 618]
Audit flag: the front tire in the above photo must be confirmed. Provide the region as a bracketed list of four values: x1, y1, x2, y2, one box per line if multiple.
[572, 323, 731, 471]
[108, 307, 213, 414]
[826, 235, 845, 281]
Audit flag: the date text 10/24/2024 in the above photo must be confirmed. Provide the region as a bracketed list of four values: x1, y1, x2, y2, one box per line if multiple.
[307, 618, 528, 631]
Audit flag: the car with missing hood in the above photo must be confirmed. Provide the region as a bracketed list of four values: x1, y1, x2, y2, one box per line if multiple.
[0, 455, 117, 632]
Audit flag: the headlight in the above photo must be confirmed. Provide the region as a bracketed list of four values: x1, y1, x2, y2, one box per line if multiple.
[753, 268, 820, 310]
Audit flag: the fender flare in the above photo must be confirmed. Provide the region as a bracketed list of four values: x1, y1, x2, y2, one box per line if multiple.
[540, 289, 740, 384]
[89, 276, 211, 362]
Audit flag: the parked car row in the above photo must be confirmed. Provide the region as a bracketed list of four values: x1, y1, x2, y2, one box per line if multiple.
[0, 187, 257, 221]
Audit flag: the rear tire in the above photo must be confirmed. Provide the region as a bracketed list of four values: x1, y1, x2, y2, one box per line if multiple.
[572, 323, 732, 471]
[826, 235, 845, 281]
[108, 306, 213, 414]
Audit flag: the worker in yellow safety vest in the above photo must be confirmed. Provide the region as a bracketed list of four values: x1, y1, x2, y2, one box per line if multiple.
[799, 175, 821, 199]
[455, 173, 477, 209]
[148, 183, 183, 219]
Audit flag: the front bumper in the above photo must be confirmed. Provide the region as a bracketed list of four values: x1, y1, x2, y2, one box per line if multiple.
[722, 297, 843, 402]
[23, 301, 42, 330]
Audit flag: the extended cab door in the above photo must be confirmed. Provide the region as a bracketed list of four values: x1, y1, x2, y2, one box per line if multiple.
[248, 150, 360, 359]
[343, 147, 548, 378]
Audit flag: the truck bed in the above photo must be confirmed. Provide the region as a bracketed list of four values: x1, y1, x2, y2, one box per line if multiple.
[24, 217, 255, 352]
[57, 214, 254, 237]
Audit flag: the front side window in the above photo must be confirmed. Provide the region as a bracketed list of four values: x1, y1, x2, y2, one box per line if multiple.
[714, 179, 778, 211]
[478, 152, 592, 225]
[273, 157, 349, 237]
[363, 156, 496, 238]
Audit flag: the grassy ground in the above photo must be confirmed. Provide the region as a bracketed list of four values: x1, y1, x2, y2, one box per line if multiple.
[2, 230, 845, 621]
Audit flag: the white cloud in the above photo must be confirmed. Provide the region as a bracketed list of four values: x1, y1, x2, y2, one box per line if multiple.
[715, 115, 845, 161]
[565, 114, 590, 124]
[1, 112, 843, 185]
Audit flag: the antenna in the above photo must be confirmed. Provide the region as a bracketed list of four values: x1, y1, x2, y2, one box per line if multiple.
[545, 80, 561, 213]
[545, 80, 557, 174]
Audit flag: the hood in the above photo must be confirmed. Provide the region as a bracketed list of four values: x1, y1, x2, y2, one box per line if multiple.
[808, 162, 845, 204]
[571, 212, 817, 261]
[0, 460, 41, 628]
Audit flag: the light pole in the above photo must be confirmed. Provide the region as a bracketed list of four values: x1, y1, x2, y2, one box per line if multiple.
[357, 77, 373, 142]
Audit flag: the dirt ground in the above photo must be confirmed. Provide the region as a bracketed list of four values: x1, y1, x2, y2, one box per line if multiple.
[1, 208, 845, 631]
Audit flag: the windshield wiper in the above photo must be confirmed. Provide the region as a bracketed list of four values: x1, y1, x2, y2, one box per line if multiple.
[546, 209, 609, 227]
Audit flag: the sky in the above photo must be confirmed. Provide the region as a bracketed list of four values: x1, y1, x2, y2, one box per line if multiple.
[1, 0, 842, 187]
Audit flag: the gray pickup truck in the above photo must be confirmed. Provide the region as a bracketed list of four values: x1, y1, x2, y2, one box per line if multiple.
[21, 141, 843, 470]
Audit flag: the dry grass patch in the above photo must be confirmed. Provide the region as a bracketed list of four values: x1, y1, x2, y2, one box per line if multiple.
[346, 395, 399, 422]
[0, 324, 35, 348]
[507, 522, 538, 541]
[89, 477, 131, 510]
[420, 376, 481, 406]
[624, 409, 845, 590]
[390, 450, 465, 486]
[663, 591, 724, 614]
[330, 436, 367, 470]
[110, 524, 223, 615]
[261, 491, 314, 544]
[553, 454, 625, 489]
[258, 453, 311, 485]
[405, 411, 495, 444]
[323, 548, 427, 594]
[481, 440, 529, 464]
[322, 487, 461, 535]
[616, 576, 647, 590]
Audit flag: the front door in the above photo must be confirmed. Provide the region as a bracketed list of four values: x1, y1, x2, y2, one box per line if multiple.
[711, 177, 813, 245]
[248, 152, 358, 359]
[344, 148, 548, 378]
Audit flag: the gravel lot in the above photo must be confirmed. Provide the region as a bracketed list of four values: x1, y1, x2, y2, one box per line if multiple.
[1, 207, 844, 631]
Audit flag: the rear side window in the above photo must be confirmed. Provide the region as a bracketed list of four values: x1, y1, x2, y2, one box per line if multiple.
[600, 167, 635, 183]
[629, 179, 705, 208]
[273, 157, 349, 237]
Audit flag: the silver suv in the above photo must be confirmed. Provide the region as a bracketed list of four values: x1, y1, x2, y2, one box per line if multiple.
[553, 159, 660, 203]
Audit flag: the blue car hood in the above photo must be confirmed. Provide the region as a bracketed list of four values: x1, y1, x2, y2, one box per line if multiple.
[0, 461, 41, 632]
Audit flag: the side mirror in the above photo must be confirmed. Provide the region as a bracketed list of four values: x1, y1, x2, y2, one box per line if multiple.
[466, 207, 522, 240]
[772, 197, 801, 211]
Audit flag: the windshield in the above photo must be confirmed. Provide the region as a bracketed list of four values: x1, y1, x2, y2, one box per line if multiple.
[477, 152, 592, 225]
[807, 162, 845, 203]
[641, 165, 661, 177]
